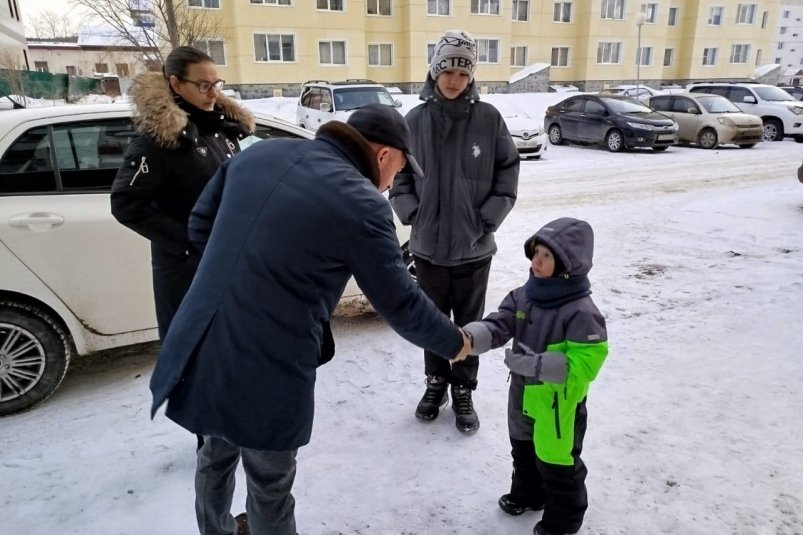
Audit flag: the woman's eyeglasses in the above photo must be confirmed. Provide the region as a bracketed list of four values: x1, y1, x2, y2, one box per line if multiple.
[181, 78, 225, 94]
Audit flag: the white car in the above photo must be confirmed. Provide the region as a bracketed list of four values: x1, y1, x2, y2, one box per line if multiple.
[0, 103, 411, 416]
[601, 84, 684, 103]
[296, 79, 402, 133]
[485, 97, 547, 160]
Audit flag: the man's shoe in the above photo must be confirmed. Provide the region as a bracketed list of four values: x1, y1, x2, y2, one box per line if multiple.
[533, 521, 576, 535]
[451, 384, 479, 432]
[415, 375, 448, 421]
[235, 512, 250, 535]
[498, 494, 544, 516]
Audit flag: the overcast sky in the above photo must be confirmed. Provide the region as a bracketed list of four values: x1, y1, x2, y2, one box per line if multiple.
[20, 1, 91, 32]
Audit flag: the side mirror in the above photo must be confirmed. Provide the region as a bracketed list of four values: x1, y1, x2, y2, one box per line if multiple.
[320, 102, 332, 112]
[743, 95, 757, 104]
[687, 107, 699, 114]
[394, 98, 402, 108]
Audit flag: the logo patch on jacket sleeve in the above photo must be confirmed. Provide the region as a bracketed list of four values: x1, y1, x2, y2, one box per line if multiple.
[197, 147, 208, 157]
[587, 334, 601, 341]
[515, 310, 526, 320]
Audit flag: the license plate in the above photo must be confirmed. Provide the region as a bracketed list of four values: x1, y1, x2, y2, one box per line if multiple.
[657, 134, 674, 141]
[517, 139, 538, 148]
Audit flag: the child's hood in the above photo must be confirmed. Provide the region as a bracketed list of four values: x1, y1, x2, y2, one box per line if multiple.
[526, 217, 594, 276]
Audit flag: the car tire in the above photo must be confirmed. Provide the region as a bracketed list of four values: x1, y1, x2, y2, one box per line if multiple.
[547, 124, 564, 145]
[697, 128, 718, 149]
[401, 242, 416, 283]
[605, 129, 625, 152]
[652, 146, 669, 152]
[739, 143, 756, 149]
[0, 301, 72, 417]
[762, 119, 783, 142]
[794, 136, 803, 143]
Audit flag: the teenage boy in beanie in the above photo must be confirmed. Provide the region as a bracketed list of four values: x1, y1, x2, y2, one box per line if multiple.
[462, 218, 609, 535]
[390, 29, 520, 433]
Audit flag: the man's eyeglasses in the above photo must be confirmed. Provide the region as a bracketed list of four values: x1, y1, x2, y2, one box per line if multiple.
[181, 78, 225, 94]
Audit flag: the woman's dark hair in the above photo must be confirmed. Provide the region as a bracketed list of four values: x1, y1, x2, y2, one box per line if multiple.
[162, 46, 214, 80]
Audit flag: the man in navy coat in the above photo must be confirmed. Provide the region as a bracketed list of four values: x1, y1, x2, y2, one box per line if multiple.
[149, 104, 472, 535]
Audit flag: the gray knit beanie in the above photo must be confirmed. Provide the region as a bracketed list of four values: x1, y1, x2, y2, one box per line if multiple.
[429, 30, 477, 81]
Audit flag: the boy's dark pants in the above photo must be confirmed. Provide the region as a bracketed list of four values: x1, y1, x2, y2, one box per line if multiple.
[413, 255, 492, 388]
[510, 399, 589, 534]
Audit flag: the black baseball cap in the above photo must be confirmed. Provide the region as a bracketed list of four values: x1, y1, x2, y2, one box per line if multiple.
[347, 103, 424, 178]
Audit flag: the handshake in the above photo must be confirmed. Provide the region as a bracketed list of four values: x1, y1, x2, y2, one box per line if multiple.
[453, 322, 567, 384]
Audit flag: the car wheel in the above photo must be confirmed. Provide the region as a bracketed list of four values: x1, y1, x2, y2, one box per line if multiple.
[0, 301, 71, 416]
[605, 129, 624, 152]
[762, 119, 783, 142]
[401, 242, 416, 283]
[739, 143, 756, 149]
[794, 136, 803, 143]
[548, 124, 564, 145]
[698, 128, 718, 149]
[652, 146, 669, 152]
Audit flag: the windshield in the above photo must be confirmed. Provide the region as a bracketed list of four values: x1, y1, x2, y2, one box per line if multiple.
[697, 96, 742, 113]
[333, 87, 396, 111]
[485, 97, 532, 119]
[754, 86, 796, 102]
[600, 97, 653, 113]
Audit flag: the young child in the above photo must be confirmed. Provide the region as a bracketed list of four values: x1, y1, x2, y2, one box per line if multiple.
[463, 217, 608, 535]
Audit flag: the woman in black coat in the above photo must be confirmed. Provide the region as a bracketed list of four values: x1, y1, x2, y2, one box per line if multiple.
[111, 46, 254, 340]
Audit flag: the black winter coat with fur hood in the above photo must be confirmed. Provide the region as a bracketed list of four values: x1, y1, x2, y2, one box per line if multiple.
[111, 72, 254, 258]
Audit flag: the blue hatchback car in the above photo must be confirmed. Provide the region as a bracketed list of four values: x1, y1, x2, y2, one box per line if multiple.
[544, 93, 678, 152]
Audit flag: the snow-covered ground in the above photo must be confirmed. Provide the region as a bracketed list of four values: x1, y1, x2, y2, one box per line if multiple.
[2, 93, 802, 535]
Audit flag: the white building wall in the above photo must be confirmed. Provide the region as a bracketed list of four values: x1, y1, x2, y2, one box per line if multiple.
[776, 1, 803, 83]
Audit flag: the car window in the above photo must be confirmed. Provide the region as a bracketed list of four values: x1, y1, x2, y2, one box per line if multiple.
[563, 98, 585, 112]
[600, 97, 652, 113]
[729, 87, 752, 103]
[53, 119, 135, 191]
[753, 86, 796, 102]
[673, 97, 696, 113]
[0, 126, 57, 194]
[650, 96, 672, 112]
[332, 88, 395, 111]
[584, 99, 606, 114]
[698, 96, 741, 113]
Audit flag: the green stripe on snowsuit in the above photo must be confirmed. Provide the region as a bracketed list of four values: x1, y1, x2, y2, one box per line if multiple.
[522, 339, 608, 466]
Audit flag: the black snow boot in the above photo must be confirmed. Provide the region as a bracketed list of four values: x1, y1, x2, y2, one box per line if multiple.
[498, 494, 544, 516]
[451, 384, 479, 433]
[534, 521, 576, 535]
[415, 375, 448, 421]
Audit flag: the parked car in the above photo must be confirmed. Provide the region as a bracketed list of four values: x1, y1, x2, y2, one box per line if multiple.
[486, 98, 547, 159]
[600, 84, 683, 102]
[647, 93, 764, 149]
[296, 79, 401, 132]
[778, 86, 803, 100]
[687, 82, 803, 142]
[544, 94, 678, 152]
[0, 103, 412, 416]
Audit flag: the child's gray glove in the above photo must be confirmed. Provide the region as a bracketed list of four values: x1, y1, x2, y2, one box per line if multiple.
[461, 321, 493, 355]
[504, 343, 568, 384]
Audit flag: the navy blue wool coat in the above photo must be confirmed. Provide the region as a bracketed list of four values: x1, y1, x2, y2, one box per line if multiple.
[149, 122, 463, 450]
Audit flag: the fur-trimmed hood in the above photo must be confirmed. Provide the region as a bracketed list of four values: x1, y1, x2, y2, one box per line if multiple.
[129, 71, 255, 148]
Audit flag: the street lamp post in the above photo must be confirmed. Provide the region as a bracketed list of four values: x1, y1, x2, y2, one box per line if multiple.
[636, 12, 646, 91]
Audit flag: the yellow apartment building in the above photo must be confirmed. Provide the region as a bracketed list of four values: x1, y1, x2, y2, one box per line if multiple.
[187, 0, 780, 96]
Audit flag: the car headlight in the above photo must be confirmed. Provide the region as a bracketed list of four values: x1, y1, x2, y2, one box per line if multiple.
[788, 105, 803, 116]
[717, 116, 735, 126]
[627, 121, 656, 131]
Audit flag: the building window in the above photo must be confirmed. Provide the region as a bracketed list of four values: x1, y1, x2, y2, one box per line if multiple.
[319, 40, 346, 65]
[510, 46, 527, 67]
[636, 46, 653, 66]
[189, 0, 219, 8]
[427, 43, 436, 63]
[778, 42, 784, 50]
[512, 0, 529, 21]
[597, 41, 622, 63]
[472, 0, 500, 15]
[641, 3, 657, 23]
[317, 0, 343, 10]
[761, 10, 768, 28]
[668, 7, 677, 26]
[428, 0, 450, 15]
[95, 63, 109, 73]
[250, 0, 291, 4]
[708, 6, 723, 25]
[781, 27, 787, 34]
[34, 61, 48, 72]
[551, 47, 569, 66]
[194, 39, 226, 65]
[368, 43, 392, 66]
[254, 33, 295, 62]
[783, 10, 789, 18]
[755, 49, 762, 66]
[66, 66, 77, 76]
[702, 48, 717, 65]
[477, 39, 500, 63]
[663, 48, 673, 66]
[601, 0, 624, 20]
[735, 4, 756, 24]
[116, 63, 130, 77]
[730, 44, 750, 63]
[554, 2, 571, 22]
[367, 0, 390, 15]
